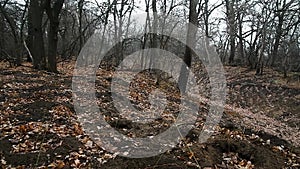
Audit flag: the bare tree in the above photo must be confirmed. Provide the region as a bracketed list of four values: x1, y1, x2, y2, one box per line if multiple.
[270, 0, 298, 66]
[0, 0, 29, 65]
[255, 2, 270, 75]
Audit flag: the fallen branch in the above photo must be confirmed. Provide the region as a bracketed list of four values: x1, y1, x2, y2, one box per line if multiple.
[23, 40, 33, 63]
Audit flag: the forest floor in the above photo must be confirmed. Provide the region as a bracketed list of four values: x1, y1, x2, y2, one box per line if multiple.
[0, 60, 300, 169]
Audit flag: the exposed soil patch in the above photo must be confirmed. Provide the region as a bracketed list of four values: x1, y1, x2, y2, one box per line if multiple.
[11, 101, 56, 123]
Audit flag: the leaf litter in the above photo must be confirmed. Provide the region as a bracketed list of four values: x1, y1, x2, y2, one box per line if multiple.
[0, 60, 299, 168]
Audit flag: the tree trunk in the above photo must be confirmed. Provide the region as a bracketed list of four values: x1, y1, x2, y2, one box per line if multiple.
[47, 21, 59, 72]
[178, 0, 198, 93]
[271, 14, 283, 66]
[237, 10, 244, 61]
[256, 36, 266, 75]
[28, 0, 46, 69]
[0, 16, 3, 59]
[45, 0, 64, 72]
[78, 0, 84, 52]
[225, 0, 236, 64]
[150, 0, 158, 69]
[204, 0, 209, 38]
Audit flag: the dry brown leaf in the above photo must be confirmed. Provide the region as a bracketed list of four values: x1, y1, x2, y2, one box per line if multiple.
[19, 125, 27, 133]
[55, 160, 65, 169]
[187, 152, 194, 159]
[74, 123, 83, 135]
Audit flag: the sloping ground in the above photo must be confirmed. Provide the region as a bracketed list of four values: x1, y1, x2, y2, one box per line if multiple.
[225, 66, 300, 146]
[0, 60, 299, 168]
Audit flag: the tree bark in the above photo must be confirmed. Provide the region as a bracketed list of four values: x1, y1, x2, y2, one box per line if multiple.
[237, 10, 244, 61]
[225, 0, 236, 64]
[78, 0, 84, 52]
[28, 0, 46, 69]
[271, 13, 284, 66]
[149, 0, 158, 69]
[45, 0, 64, 72]
[178, 0, 198, 93]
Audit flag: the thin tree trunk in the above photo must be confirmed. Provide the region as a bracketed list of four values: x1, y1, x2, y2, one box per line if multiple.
[237, 10, 244, 61]
[78, 0, 84, 52]
[271, 14, 283, 66]
[225, 0, 236, 64]
[178, 0, 198, 93]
